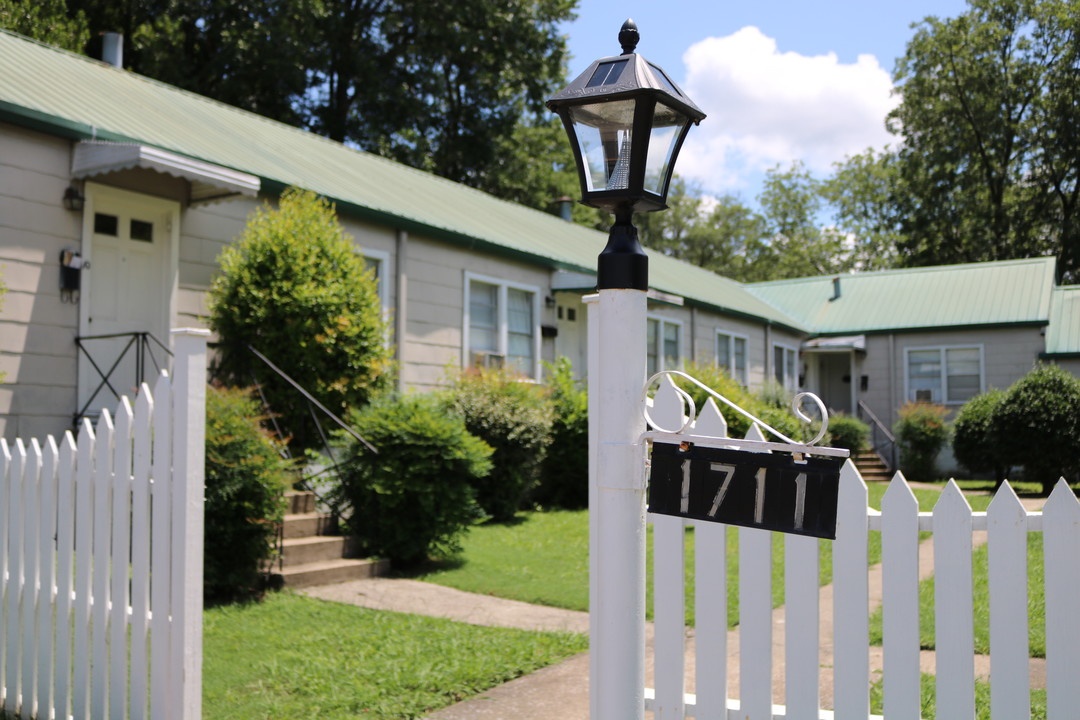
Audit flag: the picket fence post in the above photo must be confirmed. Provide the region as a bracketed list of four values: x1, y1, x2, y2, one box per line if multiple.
[171, 328, 209, 720]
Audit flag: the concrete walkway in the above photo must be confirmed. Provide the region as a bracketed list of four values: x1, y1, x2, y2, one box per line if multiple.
[302, 494, 1048, 720]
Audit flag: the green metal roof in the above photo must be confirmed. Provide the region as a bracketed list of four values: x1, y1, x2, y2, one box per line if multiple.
[1045, 286, 1080, 356]
[0, 29, 802, 329]
[745, 257, 1058, 335]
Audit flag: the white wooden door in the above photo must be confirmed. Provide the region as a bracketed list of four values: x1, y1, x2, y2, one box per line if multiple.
[77, 184, 178, 420]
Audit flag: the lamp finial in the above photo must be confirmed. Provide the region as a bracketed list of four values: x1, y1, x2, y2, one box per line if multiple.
[619, 19, 639, 54]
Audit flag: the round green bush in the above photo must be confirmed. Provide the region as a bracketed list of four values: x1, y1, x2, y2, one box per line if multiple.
[952, 388, 1009, 481]
[332, 394, 491, 566]
[893, 402, 949, 483]
[208, 187, 392, 452]
[535, 357, 589, 509]
[204, 385, 291, 604]
[994, 364, 1080, 493]
[443, 367, 554, 521]
[827, 413, 870, 453]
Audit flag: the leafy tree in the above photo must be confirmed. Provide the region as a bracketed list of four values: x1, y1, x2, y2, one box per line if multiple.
[757, 161, 851, 280]
[49, 0, 577, 216]
[0, 0, 88, 51]
[208, 188, 392, 452]
[821, 149, 903, 271]
[888, 0, 1080, 282]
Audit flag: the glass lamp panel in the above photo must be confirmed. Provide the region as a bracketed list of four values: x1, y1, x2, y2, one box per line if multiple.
[644, 102, 689, 195]
[569, 100, 637, 192]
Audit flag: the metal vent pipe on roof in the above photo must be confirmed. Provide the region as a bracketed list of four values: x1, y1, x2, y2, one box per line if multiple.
[102, 32, 123, 68]
[830, 276, 842, 301]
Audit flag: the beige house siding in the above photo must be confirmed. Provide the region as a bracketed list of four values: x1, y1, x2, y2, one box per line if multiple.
[0, 124, 82, 438]
[402, 235, 554, 391]
[859, 325, 1045, 432]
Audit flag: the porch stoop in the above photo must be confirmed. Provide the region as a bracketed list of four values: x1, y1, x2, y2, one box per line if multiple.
[278, 490, 389, 588]
[853, 451, 892, 483]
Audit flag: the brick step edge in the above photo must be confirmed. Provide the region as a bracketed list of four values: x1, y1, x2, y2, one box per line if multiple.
[282, 512, 335, 539]
[279, 558, 390, 589]
[285, 490, 316, 515]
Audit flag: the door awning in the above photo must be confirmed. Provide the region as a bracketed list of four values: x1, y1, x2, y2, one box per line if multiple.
[72, 141, 260, 205]
[802, 335, 866, 352]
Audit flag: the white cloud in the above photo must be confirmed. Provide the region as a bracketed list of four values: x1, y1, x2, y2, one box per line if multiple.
[675, 27, 897, 195]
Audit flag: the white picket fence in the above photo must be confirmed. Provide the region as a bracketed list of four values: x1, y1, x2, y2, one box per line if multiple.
[643, 376, 1080, 720]
[0, 329, 207, 720]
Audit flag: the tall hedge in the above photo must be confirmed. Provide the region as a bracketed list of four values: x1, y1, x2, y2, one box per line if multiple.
[952, 388, 1009, 481]
[535, 357, 589, 509]
[208, 188, 392, 451]
[204, 385, 291, 604]
[993, 364, 1080, 493]
[443, 367, 554, 521]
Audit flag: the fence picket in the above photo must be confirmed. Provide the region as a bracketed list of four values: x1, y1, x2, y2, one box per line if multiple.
[987, 482, 1030, 719]
[37, 435, 60, 720]
[55, 431, 77, 720]
[694, 520, 727, 720]
[1043, 478, 1080, 720]
[0, 439, 8, 711]
[692, 398, 728, 720]
[832, 459, 869, 719]
[933, 481, 975, 719]
[150, 372, 173, 720]
[110, 398, 134, 720]
[738, 424, 772, 720]
[21, 438, 42, 718]
[92, 410, 115, 720]
[5, 439, 26, 713]
[653, 514, 686, 720]
[784, 531, 818, 719]
[72, 418, 95, 720]
[881, 473, 920, 719]
[130, 385, 154, 720]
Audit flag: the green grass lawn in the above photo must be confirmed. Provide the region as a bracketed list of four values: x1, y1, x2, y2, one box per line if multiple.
[202, 592, 587, 719]
[869, 673, 1047, 719]
[415, 483, 950, 628]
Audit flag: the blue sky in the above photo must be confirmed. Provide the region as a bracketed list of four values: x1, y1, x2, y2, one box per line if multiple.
[559, 0, 970, 204]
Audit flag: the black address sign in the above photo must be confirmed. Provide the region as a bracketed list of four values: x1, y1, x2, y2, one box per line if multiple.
[647, 442, 844, 540]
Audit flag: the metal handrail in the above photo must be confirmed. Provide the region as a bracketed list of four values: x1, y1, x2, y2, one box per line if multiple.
[75, 331, 172, 425]
[857, 399, 897, 471]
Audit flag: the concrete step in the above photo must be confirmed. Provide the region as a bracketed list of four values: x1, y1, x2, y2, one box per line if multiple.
[282, 535, 351, 566]
[285, 490, 315, 515]
[283, 512, 334, 539]
[279, 558, 390, 589]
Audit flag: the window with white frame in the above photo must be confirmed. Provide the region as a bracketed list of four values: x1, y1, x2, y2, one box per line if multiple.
[906, 346, 983, 404]
[465, 274, 540, 378]
[716, 331, 748, 385]
[773, 343, 798, 392]
[647, 317, 682, 377]
[361, 248, 390, 311]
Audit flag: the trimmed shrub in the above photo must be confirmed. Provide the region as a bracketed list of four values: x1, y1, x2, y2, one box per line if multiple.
[994, 364, 1080, 493]
[208, 188, 392, 452]
[952, 388, 1009, 481]
[204, 385, 291, 604]
[332, 394, 491, 566]
[827, 413, 870, 453]
[535, 357, 589, 509]
[676, 361, 802, 441]
[442, 367, 554, 521]
[893, 402, 949, 483]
